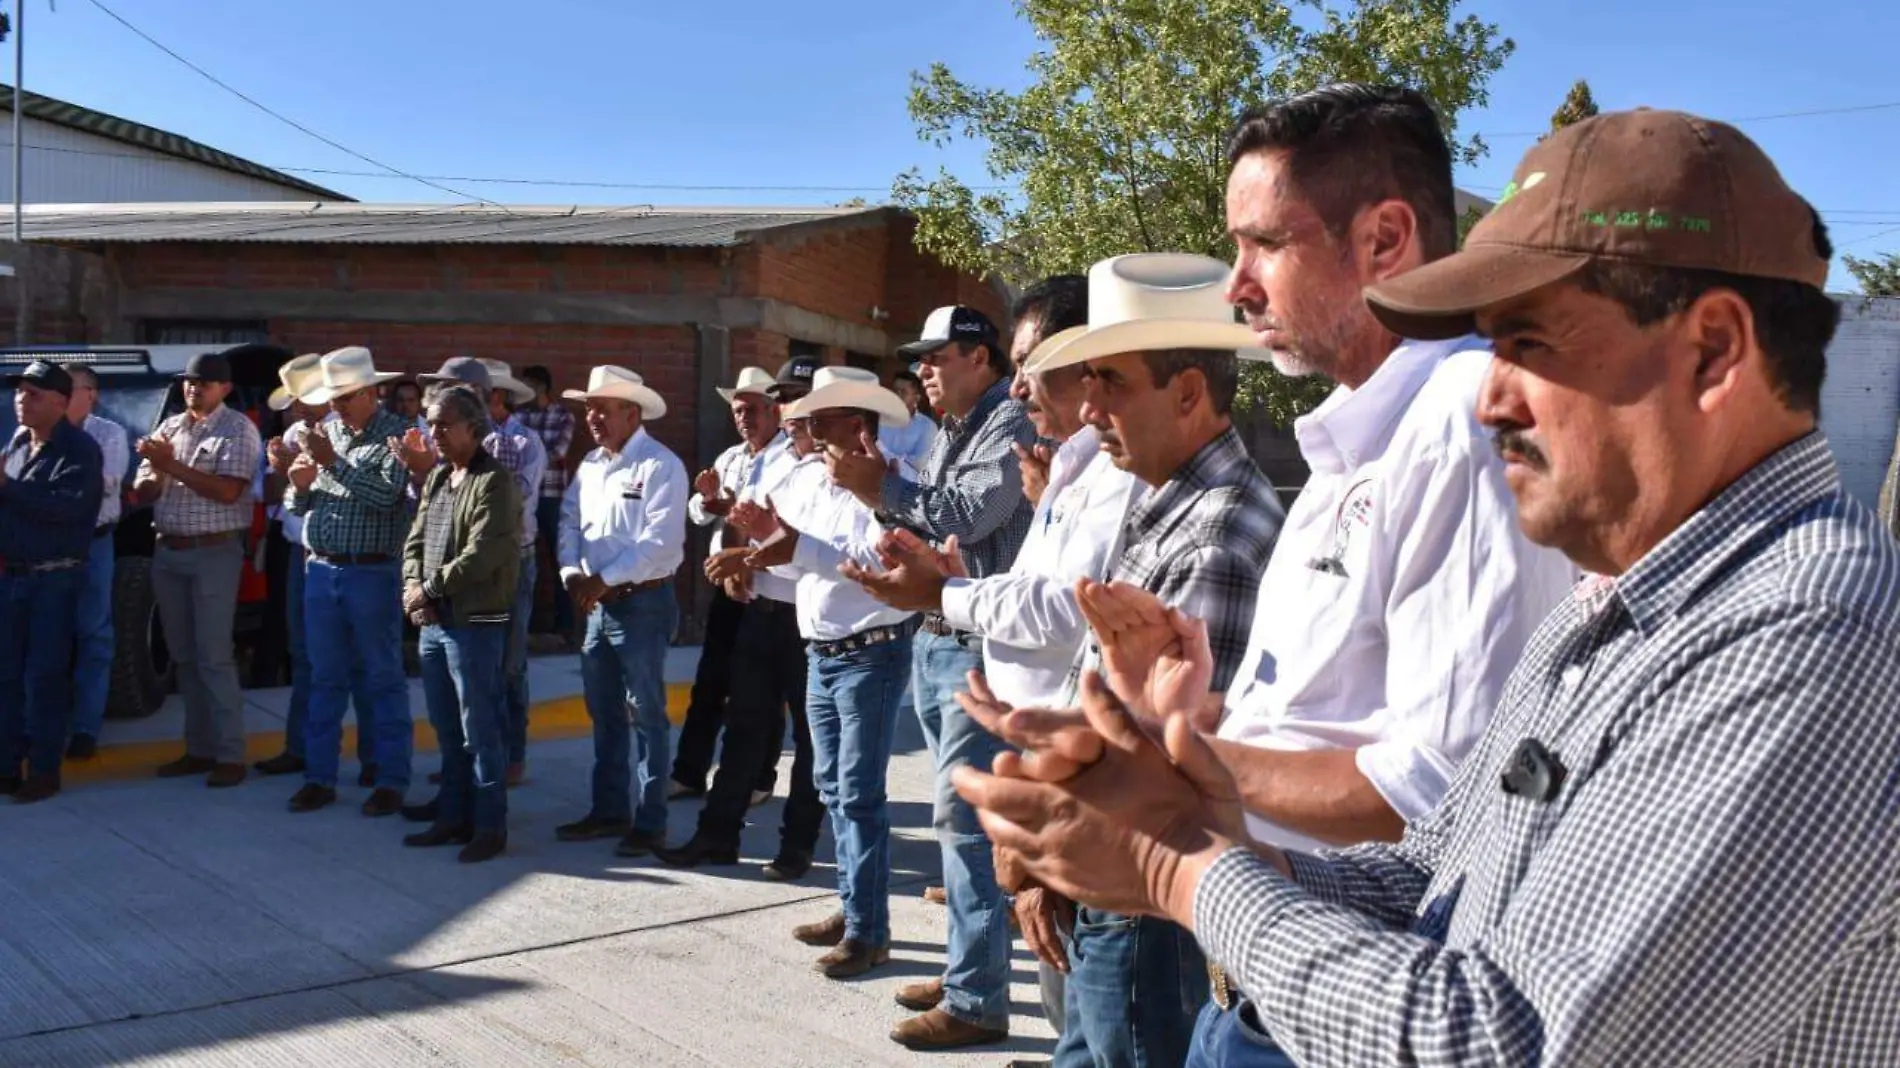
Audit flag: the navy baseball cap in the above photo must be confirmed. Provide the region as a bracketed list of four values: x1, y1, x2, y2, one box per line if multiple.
[898, 305, 1000, 358]
[8, 359, 73, 397]
[175, 351, 233, 383]
[767, 355, 822, 400]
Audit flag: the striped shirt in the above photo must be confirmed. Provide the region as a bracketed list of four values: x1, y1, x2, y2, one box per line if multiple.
[141, 404, 261, 537]
[878, 376, 1035, 580]
[517, 402, 575, 499]
[286, 407, 412, 558]
[1193, 432, 1900, 1067]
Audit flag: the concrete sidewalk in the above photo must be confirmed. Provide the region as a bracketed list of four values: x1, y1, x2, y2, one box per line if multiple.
[2, 646, 1059, 1066]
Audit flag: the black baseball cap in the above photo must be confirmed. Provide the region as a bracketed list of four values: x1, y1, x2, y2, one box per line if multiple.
[767, 355, 822, 400]
[898, 305, 1000, 358]
[175, 351, 233, 383]
[8, 359, 73, 397]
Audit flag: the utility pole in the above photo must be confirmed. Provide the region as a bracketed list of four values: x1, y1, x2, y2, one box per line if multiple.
[9, 0, 25, 345]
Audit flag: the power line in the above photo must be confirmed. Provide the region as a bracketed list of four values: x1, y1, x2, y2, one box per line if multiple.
[82, 0, 495, 206]
[1481, 99, 1900, 139]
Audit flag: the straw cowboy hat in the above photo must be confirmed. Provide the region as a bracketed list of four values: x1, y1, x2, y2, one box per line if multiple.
[302, 346, 404, 405]
[477, 358, 536, 405]
[268, 353, 324, 411]
[784, 366, 913, 427]
[716, 366, 777, 403]
[562, 365, 667, 419]
[1024, 253, 1266, 373]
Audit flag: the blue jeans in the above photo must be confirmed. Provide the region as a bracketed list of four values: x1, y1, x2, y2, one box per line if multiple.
[419, 623, 509, 831]
[807, 635, 911, 945]
[283, 545, 373, 762]
[536, 499, 571, 635]
[0, 569, 81, 779]
[1186, 999, 1298, 1068]
[505, 550, 535, 763]
[303, 558, 412, 789]
[70, 531, 115, 740]
[912, 630, 1012, 1030]
[579, 585, 677, 830]
[1053, 907, 1208, 1068]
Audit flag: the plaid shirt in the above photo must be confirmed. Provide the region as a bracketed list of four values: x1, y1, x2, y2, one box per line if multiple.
[141, 404, 261, 537]
[1071, 426, 1283, 696]
[878, 376, 1035, 580]
[516, 401, 574, 499]
[287, 407, 412, 557]
[1194, 433, 1900, 1067]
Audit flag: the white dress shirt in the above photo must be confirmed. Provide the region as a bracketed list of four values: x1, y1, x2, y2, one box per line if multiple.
[939, 426, 1142, 708]
[879, 416, 936, 483]
[736, 436, 801, 605]
[1217, 338, 1577, 852]
[558, 427, 688, 588]
[776, 454, 917, 642]
[689, 432, 787, 556]
[80, 413, 129, 529]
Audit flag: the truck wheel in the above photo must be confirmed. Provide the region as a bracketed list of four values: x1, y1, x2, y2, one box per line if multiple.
[105, 555, 176, 720]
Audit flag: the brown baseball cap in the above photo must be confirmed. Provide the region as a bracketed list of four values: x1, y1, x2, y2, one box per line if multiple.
[1365, 108, 1829, 341]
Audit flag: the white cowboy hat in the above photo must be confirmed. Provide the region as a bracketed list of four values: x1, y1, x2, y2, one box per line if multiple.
[783, 366, 912, 428]
[473, 358, 535, 405]
[268, 353, 324, 411]
[1023, 253, 1266, 373]
[716, 366, 776, 403]
[303, 346, 403, 405]
[561, 365, 666, 419]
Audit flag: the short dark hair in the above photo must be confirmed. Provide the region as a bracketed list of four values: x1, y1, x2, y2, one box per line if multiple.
[394, 380, 421, 397]
[520, 365, 552, 390]
[1011, 274, 1089, 340]
[68, 365, 99, 389]
[893, 369, 924, 391]
[971, 339, 1011, 379]
[1142, 349, 1240, 416]
[1227, 83, 1457, 260]
[1576, 265, 1838, 416]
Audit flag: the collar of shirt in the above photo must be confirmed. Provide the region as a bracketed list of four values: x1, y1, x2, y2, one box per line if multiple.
[331, 406, 408, 448]
[1123, 425, 1253, 544]
[1295, 337, 1475, 476]
[939, 376, 1014, 441]
[1043, 425, 1102, 504]
[1611, 431, 1839, 638]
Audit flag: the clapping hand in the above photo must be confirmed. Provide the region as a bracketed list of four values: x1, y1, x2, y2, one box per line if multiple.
[839, 531, 962, 613]
[388, 429, 436, 477]
[728, 496, 783, 543]
[287, 454, 321, 492]
[1014, 441, 1054, 506]
[267, 437, 297, 475]
[303, 427, 338, 467]
[136, 436, 178, 475]
[1075, 580, 1221, 729]
[826, 431, 888, 508]
[694, 468, 735, 515]
[704, 546, 754, 585]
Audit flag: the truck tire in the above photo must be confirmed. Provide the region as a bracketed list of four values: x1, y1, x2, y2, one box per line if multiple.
[105, 555, 176, 720]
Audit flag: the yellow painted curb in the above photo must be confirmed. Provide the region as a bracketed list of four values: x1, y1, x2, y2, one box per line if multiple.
[65, 682, 692, 786]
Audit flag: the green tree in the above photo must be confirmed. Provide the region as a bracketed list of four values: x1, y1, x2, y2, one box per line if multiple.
[893, 0, 1514, 425]
[1844, 252, 1900, 298]
[1545, 78, 1599, 136]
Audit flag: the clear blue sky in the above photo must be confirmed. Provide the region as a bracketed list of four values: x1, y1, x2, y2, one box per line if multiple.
[17, 0, 1900, 291]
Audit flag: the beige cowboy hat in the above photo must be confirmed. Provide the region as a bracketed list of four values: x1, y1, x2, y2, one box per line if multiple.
[302, 346, 403, 405]
[716, 366, 776, 403]
[268, 353, 324, 411]
[476, 358, 536, 406]
[562, 365, 667, 419]
[1024, 253, 1266, 373]
[783, 366, 912, 427]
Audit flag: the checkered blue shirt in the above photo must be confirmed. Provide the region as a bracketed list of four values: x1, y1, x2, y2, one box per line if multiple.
[878, 377, 1035, 580]
[1193, 432, 1900, 1066]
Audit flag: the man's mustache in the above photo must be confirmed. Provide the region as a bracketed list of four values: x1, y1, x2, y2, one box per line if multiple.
[1492, 426, 1548, 469]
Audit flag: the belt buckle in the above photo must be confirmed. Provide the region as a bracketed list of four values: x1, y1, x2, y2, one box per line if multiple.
[1208, 960, 1233, 1011]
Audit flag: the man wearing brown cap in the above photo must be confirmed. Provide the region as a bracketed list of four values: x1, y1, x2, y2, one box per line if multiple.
[953, 109, 1900, 1066]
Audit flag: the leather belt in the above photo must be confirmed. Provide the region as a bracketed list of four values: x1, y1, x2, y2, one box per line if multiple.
[93, 522, 117, 539]
[0, 557, 82, 576]
[919, 612, 977, 643]
[309, 551, 393, 566]
[156, 529, 243, 550]
[1208, 960, 1242, 1011]
[599, 576, 670, 604]
[811, 620, 916, 659]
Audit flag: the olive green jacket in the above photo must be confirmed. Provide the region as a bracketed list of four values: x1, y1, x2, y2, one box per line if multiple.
[402, 448, 521, 626]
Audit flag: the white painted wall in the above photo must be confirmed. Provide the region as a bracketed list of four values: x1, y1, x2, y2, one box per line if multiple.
[0, 116, 321, 203]
[1819, 297, 1900, 509]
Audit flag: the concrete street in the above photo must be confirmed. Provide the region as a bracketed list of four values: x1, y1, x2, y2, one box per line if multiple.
[0, 651, 1057, 1066]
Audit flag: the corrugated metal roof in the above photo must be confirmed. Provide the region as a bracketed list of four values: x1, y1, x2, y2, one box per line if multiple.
[11, 202, 883, 247]
[0, 88, 351, 202]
